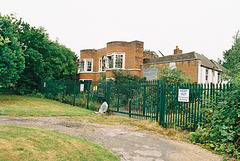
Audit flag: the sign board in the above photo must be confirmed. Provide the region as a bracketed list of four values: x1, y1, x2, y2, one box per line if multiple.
[143, 68, 158, 81]
[93, 86, 98, 91]
[178, 89, 189, 102]
[43, 82, 46, 88]
[80, 84, 84, 92]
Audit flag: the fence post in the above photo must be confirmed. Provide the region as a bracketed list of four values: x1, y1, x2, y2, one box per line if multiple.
[62, 80, 65, 103]
[106, 81, 111, 108]
[39, 80, 42, 93]
[143, 84, 146, 117]
[156, 80, 160, 122]
[87, 81, 90, 109]
[73, 80, 76, 106]
[129, 81, 133, 118]
[159, 79, 165, 126]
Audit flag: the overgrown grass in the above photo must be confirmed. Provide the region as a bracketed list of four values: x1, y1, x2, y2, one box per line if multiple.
[0, 95, 93, 117]
[0, 125, 119, 161]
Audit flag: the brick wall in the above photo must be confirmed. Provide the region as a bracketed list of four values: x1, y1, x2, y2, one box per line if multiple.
[141, 60, 199, 83]
[78, 41, 146, 82]
[176, 60, 199, 82]
[78, 42, 202, 83]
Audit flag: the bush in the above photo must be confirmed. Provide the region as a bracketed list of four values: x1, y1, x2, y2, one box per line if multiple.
[190, 83, 240, 159]
[26, 90, 45, 98]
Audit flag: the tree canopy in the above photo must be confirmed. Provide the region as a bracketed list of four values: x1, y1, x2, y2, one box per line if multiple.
[0, 15, 25, 87]
[157, 66, 191, 84]
[0, 14, 77, 94]
[221, 31, 240, 79]
[112, 69, 145, 84]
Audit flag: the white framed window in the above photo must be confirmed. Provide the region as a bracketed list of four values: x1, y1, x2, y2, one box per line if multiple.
[205, 69, 209, 81]
[79, 59, 84, 72]
[99, 58, 103, 72]
[79, 59, 93, 72]
[106, 53, 125, 69]
[169, 62, 176, 68]
[218, 72, 220, 83]
[99, 58, 106, 72]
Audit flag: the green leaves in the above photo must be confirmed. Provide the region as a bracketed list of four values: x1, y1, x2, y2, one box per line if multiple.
[222, 31, 240, 80]
[0, 35, 11, 45]
[0, 15, 25, 87]
[0, 14, 77, 94]
[190, 83, 240, 159]
[157, 66, 191, 84]
[111, 69, 145, 84]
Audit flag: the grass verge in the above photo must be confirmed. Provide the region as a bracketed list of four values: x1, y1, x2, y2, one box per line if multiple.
[0, 94, 188, 140]
[0, 95, 93, 117]
[0, 125, 119, 161]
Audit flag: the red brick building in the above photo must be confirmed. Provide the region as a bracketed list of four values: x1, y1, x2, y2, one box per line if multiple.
[77, 40, 157, 82]
[77, 41, 226, 84]
[142, 46, 227, 83]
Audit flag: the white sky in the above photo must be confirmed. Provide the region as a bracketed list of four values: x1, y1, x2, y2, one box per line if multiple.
[1, 0, 240, 61]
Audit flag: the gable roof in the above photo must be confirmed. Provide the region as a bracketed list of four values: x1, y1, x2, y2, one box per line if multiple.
[143, 52, 227, 72]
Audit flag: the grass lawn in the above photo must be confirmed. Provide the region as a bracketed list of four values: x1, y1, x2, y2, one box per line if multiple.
[0, 94, 188, 140]
[0, 95, 93, 117]
[0, 125, 119, 161]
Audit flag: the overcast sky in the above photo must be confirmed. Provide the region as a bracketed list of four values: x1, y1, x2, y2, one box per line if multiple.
[1, 0, 240, 61]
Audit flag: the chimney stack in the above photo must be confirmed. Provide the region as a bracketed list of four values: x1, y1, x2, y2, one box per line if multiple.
[174, 46, 182, 55]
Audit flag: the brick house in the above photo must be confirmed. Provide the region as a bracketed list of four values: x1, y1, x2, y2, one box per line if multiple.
[142, 46, 227, 84]
[77, 40, 157, 82]
[77, 41, 226, 84]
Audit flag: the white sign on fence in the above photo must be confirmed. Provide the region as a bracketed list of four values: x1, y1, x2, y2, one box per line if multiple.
[80, 84, 84, 92]
[178, 89, 189, 102]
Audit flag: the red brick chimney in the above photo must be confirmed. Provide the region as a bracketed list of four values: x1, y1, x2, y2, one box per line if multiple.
[174, 46, 182, 55]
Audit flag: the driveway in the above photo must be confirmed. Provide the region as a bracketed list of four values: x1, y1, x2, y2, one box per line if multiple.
[0, 116, 222, 161]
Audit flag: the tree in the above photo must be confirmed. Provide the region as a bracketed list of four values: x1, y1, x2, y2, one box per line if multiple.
[222, 31, 240, 79]
[0, 15, 25, 87]
[16, 48, 44, 94]
[144, 49, 157, 54]
[157, 66, 191, 84]
[190, 31, 240, 159]
[10, 16, 77, 94]
[111, 69, 145, 84]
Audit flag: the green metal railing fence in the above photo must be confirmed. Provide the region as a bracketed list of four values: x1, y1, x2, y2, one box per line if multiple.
[39, 80, 233, 131]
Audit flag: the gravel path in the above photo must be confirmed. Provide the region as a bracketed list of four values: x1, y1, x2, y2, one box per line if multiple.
[0, 116, 222, 161]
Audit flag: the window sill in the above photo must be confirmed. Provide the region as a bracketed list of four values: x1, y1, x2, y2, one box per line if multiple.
[105, 68, 125, 70]
[79, 71, 93, 74]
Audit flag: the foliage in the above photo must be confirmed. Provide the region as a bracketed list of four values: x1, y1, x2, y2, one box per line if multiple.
[13, 17, 77, 94]
[97, 71, 106, 83]
[221, 31, 240, 79]
[0, 14, 77, 94]
[156, 66, 191, 84]
[109, 70, 146, 106]
[191, 31, 240, 159]
[111, 69, 145, 84]
[190, 73, 240, 159]
[0, 14, 25, 87]
[16, 48, 44, 94]
[144, 49, 157, 54]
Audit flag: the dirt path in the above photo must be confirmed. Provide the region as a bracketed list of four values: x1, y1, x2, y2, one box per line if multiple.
[0, 116, 222, 161]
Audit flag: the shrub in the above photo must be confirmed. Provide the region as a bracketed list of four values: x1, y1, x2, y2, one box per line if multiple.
[190, 83, 240, 159]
